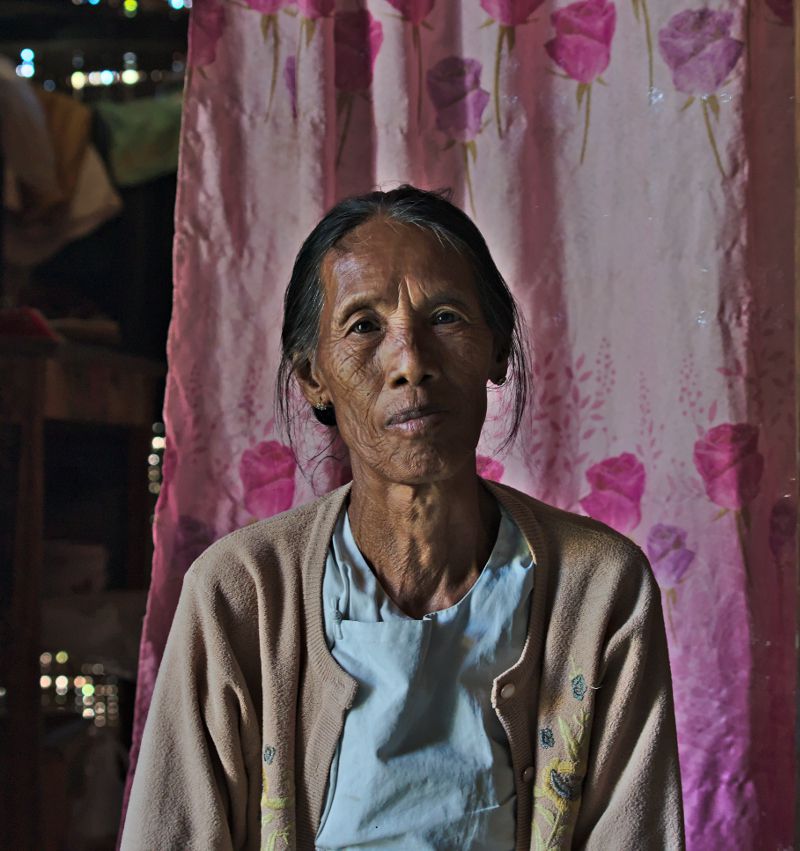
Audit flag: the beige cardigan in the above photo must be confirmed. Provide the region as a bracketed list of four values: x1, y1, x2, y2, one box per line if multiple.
[121, 479, 685, 850]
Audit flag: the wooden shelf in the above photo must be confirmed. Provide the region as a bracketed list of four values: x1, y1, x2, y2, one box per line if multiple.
[0, 337, 164, 850]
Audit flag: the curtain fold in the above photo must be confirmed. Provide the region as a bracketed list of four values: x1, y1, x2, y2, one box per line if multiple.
[124, 0, 796, 847]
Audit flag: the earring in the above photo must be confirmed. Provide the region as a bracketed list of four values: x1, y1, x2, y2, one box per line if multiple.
[312, 401, 337, 427]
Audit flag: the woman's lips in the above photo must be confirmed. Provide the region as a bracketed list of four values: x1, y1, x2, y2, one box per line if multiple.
[385, 406, 445, 432]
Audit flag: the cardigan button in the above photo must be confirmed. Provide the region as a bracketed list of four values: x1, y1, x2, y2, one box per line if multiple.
[500, 683, 516, 699]
[522, 766, 535, 783]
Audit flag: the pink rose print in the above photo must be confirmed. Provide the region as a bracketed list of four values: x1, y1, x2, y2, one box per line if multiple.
[545, 0, 616, 164]
[188, 0, 226, 69]
[173, 515, 217, 572]
[579, 452, 645, 534]
[284, 55, 297, 120]
[240, 440, 297, 519]
[335, 10, 384, 92]
[297, 0, 334, 55]
[658, 9, 744, 179]
[384, 0, 436, 125]
[647, 524, 695, 588]
[658, 9, 744, 95]
[765, 0, 792, 24]
[482, 0, 542, 26]
[385, 0, 436, 26]
[480, 0, 544, 137]
[693, 423, 764, 511]
[426, 56, 490, 215]
[297, 0, 335, 18]
[694, 423, 763, 586]
[477, 455, 505, 482]
[646, 523, 695, 638]
[334, 10, 384, 165]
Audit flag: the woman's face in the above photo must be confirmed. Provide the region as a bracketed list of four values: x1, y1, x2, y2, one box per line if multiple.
[298, 216, 508, 486]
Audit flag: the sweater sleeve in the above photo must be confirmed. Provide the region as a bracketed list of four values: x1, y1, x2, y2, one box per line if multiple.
[572, 551, 685, 850]
[120, 566, 262, 850]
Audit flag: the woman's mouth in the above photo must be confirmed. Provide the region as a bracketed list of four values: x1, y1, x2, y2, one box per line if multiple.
[386, 406, 445, 433]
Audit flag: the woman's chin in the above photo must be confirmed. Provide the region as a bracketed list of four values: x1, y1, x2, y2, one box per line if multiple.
[358, 446, 478, 487]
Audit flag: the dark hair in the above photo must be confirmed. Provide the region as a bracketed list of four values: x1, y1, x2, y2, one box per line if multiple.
[276, 184, 530, 455]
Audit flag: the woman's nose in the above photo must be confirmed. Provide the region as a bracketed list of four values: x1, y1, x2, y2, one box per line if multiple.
[383, 322, 439, 388]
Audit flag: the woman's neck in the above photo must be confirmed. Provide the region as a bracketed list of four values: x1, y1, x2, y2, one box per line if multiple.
[347, 463, 500, 619]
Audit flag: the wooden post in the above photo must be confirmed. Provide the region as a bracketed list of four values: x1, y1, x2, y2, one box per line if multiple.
[0, 346, 49, 850]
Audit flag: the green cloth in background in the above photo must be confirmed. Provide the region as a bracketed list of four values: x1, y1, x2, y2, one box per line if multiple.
[94, 93, 182, 187]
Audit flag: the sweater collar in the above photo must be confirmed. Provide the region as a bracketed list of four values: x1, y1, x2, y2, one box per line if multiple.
[301, 478, 550, 709]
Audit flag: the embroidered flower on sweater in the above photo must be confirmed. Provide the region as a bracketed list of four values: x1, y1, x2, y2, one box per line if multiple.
[533, 669, 591, 849]
[261, 768, 293, 849]
[542, 757, 580, 812]
[263, 745, 276, 765]
[571, 673, 588, 701]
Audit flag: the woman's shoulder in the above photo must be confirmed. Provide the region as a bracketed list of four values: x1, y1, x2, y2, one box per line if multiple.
[184, 483, 351, 593]
[484, 479, 653, 587]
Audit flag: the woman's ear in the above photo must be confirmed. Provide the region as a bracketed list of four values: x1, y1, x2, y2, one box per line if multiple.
[294, 354, 330, 407]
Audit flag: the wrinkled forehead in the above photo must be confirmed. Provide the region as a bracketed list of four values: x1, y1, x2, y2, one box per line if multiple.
[319, 216, 477, 307]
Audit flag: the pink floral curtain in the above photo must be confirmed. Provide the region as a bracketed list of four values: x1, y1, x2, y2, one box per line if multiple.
[125, 0, 796, 847]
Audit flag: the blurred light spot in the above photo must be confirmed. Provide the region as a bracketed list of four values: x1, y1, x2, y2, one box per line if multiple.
[55, 651, 69, 664]
[152, 436, 166, 449]
[122, 68, 139, 85]
[82, 683, 95, 696]
[55, 675, 69, 689]
[16, 64, 34, 79]
[82, 708, 95, 718]
[20, 49, 34, 62]
[40, 676, 52, 688]
[148, 453, 161, 466]
[40, 652, 52, 666]
[43, 79, 56, 91]
[100, 69, 115, 85]
[71, 71, 86, 89]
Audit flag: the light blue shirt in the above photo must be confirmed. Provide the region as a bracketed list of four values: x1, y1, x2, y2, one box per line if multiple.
[315, 502, 535, 850]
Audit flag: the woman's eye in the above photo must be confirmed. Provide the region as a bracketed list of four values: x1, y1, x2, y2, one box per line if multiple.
[350, 318, 378, 334]
[433, 311, 459, 325]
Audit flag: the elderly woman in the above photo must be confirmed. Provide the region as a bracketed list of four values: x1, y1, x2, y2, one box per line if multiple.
[122, 186, 684, 850]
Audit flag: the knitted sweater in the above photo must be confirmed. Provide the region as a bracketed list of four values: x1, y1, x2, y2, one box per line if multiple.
[121, 479, 685, 851]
